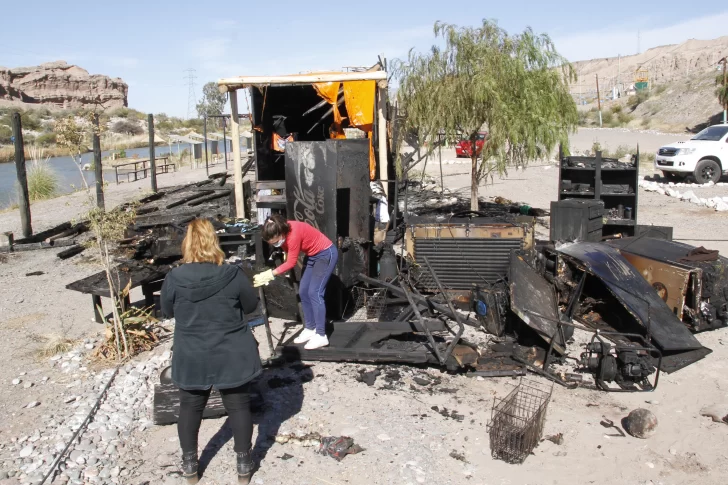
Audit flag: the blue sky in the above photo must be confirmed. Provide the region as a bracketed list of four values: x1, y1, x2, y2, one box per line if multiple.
[2, 0, 727, 117]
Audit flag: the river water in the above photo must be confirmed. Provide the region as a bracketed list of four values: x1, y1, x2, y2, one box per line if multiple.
[0, 140, 234, 209]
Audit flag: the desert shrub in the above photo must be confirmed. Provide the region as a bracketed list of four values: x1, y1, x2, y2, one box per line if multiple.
[36, 132, 57, 146]
[26, 147, 59, 201]
[111, 120, 143, 136]
[627, 90, 650, 111]
[610, 105, 623, 114]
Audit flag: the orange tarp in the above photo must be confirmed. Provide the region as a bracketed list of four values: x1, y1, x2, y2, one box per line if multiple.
[343, 80, 376, 179]
[313, 79, 377, 179]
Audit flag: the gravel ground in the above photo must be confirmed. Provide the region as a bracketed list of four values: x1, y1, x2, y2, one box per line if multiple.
[0, 129, 727, 485]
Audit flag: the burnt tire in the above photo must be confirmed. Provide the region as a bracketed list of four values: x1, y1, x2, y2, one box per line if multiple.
[693, 159, 721, 184]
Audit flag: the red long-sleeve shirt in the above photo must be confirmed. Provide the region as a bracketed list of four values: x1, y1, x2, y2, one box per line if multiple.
[273, 221, 333, 275]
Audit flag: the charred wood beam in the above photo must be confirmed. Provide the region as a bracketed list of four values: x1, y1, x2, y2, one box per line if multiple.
[14, 222, 72, 245]
[188, 190, 232, 207]
[47, 222, 88, 242]
[57, 245, 86, 260]
[165, 190, 215, 209]
[1, 240, 76, 253]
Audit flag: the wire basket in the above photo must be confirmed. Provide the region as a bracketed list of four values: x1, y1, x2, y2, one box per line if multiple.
[487, 378, 553, 464]
[349, 287, 387, 322]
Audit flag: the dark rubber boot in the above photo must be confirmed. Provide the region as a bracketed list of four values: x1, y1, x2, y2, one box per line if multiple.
[237, 449, 255, 484]
[181, 451, 199, 483]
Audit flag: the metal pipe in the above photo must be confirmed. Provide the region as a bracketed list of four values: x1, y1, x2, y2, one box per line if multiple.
[421, 256, 464, 364]
[399, 276, 444, 365]
[39, 366, 120, 485]
[357, 273, 480, 328]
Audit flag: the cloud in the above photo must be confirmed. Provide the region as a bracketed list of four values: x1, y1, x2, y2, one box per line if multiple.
[553, 11, 728, 61]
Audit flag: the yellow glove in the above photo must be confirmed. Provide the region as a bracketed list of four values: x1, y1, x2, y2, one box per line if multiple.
[253, 269, 275, 287]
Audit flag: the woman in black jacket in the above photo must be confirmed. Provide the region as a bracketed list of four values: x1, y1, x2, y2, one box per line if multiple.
[161, 218, 260, 484]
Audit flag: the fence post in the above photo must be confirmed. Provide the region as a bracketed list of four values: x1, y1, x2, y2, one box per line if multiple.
[93, 114, 105, 210]
[12, 112, 32, 237]
[148, 114, 157, 193]
[204, 116, 209, 177]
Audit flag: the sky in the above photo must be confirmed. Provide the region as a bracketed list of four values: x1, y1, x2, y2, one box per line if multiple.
[1, 0, 727, 118]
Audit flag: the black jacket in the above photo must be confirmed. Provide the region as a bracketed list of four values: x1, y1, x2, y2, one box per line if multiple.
[160, 262, 261, 390]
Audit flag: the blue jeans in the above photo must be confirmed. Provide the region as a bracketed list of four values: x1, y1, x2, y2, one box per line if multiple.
[299, 245, 338, 336]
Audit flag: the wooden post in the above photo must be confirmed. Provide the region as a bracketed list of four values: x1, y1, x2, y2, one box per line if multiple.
[204, 116, 209, 176]
[12, 112, 32, 238]
[377, 82, 388, 197]
[148, 114, 158, 193]
[229, 90, 245, 219]
[596, 74, 602, 128]
[93, 114, 105, 210]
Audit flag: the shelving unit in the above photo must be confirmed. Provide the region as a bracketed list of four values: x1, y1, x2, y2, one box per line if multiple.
[558, 148, 639, 237]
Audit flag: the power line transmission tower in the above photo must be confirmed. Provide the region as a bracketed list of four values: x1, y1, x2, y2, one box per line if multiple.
[184, 68, 197, 119]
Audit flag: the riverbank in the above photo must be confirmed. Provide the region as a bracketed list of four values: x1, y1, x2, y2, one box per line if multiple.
[0, 164, 234, 236]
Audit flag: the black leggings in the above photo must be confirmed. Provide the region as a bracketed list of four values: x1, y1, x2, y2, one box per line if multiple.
[178, 384, 252, 454]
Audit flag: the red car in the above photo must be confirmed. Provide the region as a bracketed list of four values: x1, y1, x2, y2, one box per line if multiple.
[455, 132, 487, 158]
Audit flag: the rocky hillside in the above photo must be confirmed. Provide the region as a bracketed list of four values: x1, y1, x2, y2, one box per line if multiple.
[0, 61, 127, 111]
[572, 36, 728, 132]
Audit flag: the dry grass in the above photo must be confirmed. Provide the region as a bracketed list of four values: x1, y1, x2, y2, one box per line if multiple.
[35, 334, 77, 358]
[0, 145, 72, 163]
[92, 306, 169, 361]
[26, 146, 59, 201]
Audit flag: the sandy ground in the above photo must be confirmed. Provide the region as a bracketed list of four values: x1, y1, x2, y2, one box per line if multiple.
[1, 128, 728, 485]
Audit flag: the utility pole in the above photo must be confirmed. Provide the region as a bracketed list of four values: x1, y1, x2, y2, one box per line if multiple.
[617, 54, 621, 97]
[720, 57, 727, 124]
[184, 68, 197, 120]
[596, 74, 602, 127]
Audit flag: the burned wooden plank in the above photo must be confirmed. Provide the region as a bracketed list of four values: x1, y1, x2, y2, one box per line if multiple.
[14, 222, 72, 245]
[0, 239, 77, 253]
[153, 383, 226, 425]
[57, 245, 86, 260]
[47, 222, 88, 242]
[165, 190, 215, 209]
[188, 190, 233, 207]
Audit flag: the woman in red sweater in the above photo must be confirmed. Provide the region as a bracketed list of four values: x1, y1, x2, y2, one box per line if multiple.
[254, 214, 338, 350]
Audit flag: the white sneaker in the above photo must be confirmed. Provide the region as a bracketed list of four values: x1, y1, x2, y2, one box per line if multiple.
[294, 328, 316, 344]
[304, 334, 329, 350]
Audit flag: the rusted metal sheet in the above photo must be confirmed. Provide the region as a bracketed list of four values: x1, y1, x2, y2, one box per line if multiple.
[557, 242, 704, 353]
[617, 251, 697, 321]
[509, 252, 566, 354]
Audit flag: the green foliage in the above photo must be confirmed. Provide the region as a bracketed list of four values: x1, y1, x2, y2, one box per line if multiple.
[111, 119, 143, 136]
[0, 124, 12, 144]
[610, 105, 623, 114]
[55, 117, 86, 155]
[627, 90, 650, 111]
[36, 132, 57, 146]
[393, 19, 578, 200]
[716, 73, 727, 108]
[118, 149, 127, 158]
[196, 82, 226, 121]
[26, 147, 58, 201]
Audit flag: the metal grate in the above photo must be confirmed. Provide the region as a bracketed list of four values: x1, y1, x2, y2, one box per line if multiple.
[487, 378, 553, 464]
[349, 287, 387, 322]
[414, 238, 523, 290]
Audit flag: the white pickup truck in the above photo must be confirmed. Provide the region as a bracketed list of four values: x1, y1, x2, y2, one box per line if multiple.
[655, 124, 728, 184]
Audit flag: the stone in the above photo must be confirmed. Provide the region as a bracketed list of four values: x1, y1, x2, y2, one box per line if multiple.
[26, 401, 40, 409]
[0, 62, 128, 110]
[23, 382, 33, 389]
[69, 451, 83, 463]
[19, 445, 34, 458]
[109, 466, 120, 478]
[625, 408, 658, 439]
[11, 379, 20, 385]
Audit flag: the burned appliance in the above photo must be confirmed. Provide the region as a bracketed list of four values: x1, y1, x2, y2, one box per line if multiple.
[608, 237, 728, 333]
[470, 283, 509, 337]
[405, 215, 534, 291]
[543, 241, 711, 373]
[578, 333, 661, 392]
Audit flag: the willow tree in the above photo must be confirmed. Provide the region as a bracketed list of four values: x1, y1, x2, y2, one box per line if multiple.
[394, 20, 578, 210]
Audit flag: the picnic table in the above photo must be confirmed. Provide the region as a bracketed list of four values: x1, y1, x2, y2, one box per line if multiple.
[114, 157, 176, 184]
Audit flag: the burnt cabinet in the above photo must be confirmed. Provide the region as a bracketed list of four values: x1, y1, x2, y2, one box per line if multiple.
[558, 149, 639, 237]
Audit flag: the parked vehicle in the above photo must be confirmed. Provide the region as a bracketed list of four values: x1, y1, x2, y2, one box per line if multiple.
[455, 132, 487, 158]
[655, 124, 728, 184]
